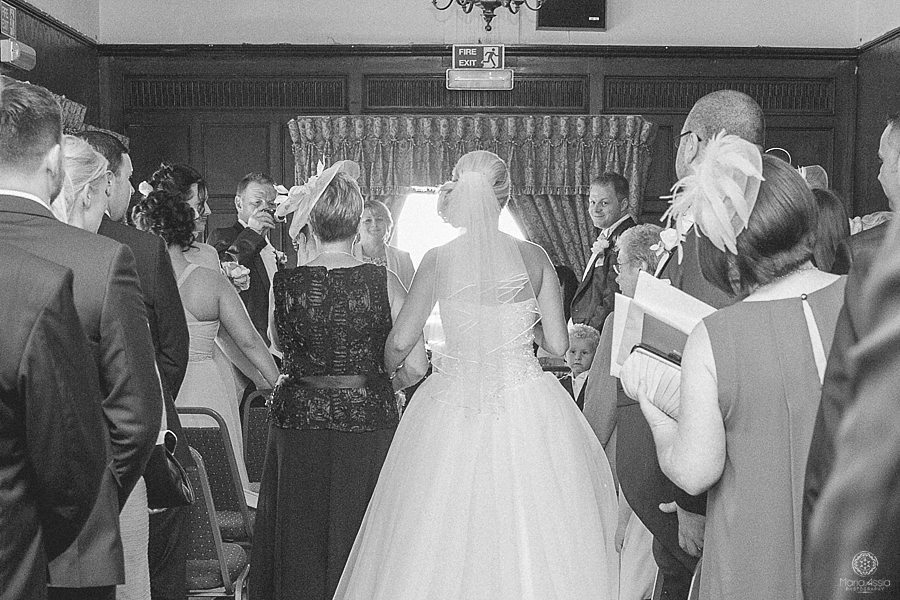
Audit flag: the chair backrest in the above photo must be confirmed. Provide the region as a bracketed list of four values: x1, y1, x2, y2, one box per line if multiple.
[242, 389, 272, 483]
[178, 407, 252, 540]
[185, 447, 236, 593]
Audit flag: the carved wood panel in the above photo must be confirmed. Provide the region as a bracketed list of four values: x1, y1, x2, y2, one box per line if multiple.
[605, 77, 834, 115]
[364, 74, 589, 113]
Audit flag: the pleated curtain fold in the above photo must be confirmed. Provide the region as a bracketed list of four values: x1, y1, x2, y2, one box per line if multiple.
[289, 114, 657, 273]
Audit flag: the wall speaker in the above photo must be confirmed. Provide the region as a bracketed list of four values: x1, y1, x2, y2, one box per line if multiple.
[537, 0, 606, 30]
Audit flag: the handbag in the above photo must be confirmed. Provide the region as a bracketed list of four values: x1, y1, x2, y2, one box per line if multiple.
[144, 430, 195, 509]
[629, 343, 682, 421]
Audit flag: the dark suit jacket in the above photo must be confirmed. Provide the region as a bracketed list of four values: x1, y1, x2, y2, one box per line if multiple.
[0, 243, 108, 600]
[98, 215, 193, 467]
[616, 229, 735, 571]
[802, 221, 889, 547]
[803, 219, 900, 600]
[570, 216, 636, 331]
[208, 221, 271, 344]
[0, 194, 162, 587]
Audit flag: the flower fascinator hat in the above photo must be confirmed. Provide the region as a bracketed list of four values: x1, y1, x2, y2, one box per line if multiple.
[275, 160, 361, 239]
[662, 131, 765, 255]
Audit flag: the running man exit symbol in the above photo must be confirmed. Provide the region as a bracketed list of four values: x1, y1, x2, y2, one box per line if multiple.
[482, 46, 500, 68]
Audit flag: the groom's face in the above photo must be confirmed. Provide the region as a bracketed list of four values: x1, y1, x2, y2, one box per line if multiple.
[589, 183, 623, 230]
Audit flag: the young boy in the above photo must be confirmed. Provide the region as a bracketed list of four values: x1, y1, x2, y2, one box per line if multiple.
[566, 323, 600, 409]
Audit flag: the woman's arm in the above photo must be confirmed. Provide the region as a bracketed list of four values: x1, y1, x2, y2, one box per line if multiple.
[216, 328, 268, 389]
[385, 249, 437, 374]
[216, 277, 280, 388]
[267, 284, 280, 353]
[629, 321, 725, 495]
[384, 270, 428, 389]
[532, 245, 569, 357]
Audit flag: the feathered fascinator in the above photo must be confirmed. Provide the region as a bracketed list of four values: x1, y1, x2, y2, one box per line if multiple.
[275, 160, 361, 239]
[662, 131, 765, 255]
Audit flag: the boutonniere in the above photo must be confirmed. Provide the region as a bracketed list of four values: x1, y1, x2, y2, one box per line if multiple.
[138, 181, 153, 197]
[651, 218, 691, 265]
[274, 249, 288, 269]
[221, 261, 251, 292]
[591, 233, 610, 266]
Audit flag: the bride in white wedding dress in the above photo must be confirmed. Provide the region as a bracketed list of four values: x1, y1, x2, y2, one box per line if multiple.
[334, 151, 618, 600]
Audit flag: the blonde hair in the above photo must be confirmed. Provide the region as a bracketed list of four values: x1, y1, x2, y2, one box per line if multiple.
[452, 150, 511, 208]
[52, 134, 108, 223]
[568, 323, 600, 352]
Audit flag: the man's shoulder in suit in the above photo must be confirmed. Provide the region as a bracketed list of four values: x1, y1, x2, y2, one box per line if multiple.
[835, 221, 890, 278]
[208, 222, 242, 246]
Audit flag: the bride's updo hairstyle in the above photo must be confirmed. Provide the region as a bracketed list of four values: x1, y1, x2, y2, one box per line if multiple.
[309, 171, 364, 243]
[133, 187, 196, 251]
[698, 154, 818, 297]
[451, 150, 511, 208]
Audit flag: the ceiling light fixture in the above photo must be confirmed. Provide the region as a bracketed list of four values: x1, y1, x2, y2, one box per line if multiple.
[432, 0, 546, 31]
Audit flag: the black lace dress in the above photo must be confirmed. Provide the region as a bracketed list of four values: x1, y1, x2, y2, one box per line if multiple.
[251, 263, 398, 600]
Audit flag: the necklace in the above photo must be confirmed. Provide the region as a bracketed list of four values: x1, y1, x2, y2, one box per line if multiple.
[750, 264, 818, 293]
[315, 250, 357, 260]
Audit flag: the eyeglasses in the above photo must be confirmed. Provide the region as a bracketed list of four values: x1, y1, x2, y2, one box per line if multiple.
[674, 130, 702, 151]
[613, 263, 623, 275]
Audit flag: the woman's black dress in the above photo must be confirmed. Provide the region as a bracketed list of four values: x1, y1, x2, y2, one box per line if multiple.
[250, 263, 398, 600]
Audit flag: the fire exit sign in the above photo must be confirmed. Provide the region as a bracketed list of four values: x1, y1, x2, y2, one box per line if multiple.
[452, 44, 505, 69]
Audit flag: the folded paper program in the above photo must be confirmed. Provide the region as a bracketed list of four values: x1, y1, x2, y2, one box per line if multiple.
[611, 271, 715, 416]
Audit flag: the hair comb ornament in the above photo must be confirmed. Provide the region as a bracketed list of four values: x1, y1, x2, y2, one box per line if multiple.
[275, 159, 360, 239]
[765, 147, 828, 190]
[662, 131, 765, 255]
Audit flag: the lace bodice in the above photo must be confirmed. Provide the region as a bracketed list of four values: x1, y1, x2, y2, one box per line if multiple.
[269, 263, 397, 432]
[432, 298, 545, 412]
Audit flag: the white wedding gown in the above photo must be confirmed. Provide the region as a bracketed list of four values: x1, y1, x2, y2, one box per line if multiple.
[334, 297, 619, 600]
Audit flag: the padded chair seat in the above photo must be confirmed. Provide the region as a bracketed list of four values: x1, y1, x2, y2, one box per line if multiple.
[216, 510, 255, 541]
[186, 542, 248, 589]
[248, 481, 261, 493]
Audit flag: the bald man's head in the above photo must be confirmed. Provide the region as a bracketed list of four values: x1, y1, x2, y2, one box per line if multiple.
[686, 90, 765, 145]
[676, 90, 765, 178]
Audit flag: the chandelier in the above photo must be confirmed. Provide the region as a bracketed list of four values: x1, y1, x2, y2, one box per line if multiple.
[432, 0, 546, 31]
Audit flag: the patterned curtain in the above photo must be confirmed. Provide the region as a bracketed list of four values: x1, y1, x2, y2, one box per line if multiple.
[288, 114, 657, 271]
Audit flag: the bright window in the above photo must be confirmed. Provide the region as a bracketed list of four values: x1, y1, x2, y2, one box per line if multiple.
[395, 190, 526, 268]
[393, 190, 527, 347]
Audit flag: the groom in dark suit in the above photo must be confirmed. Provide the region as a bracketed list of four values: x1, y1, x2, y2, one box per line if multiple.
[76, 130, 194, 600]
[0, 243, 108, 600]
[208, 172, 279, 346]
[570, 172, 636, 331]
[0, 77, 162, 600]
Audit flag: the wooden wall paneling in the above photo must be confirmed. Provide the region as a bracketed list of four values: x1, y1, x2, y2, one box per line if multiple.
[124, 122, 192, 183]
[200, 121, 272, 233]
[856, 28, 900, 216]
[1, 0, 99, 120]
[101, 45, 859, 241]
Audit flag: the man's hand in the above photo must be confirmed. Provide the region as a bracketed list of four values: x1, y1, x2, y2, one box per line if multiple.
[660, 501, 706, 557]
[247, 206, 276, 235]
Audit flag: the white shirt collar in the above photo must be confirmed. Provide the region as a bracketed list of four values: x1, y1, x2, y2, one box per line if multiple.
[601, 214, 631, 239]
[0, 189, 53, 212]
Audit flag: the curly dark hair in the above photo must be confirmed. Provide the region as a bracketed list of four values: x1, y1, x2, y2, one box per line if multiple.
[149, 162, 206, 199]
[134, 187, 196, 251]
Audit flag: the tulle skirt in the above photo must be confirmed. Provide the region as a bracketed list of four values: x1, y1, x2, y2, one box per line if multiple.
[334, 372, 619, 600]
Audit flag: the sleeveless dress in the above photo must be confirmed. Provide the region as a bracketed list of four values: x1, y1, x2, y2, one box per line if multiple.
[174, 264, 251, 496]
[250, 263, 397, 600]
[334, 297, 619, 600]
[700, 278, 846, 600]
